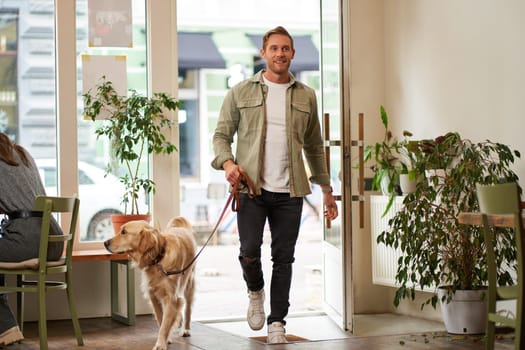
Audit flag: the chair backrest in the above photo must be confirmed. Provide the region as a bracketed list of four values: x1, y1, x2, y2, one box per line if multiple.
[34, 196, 80, 268]
[476, 181, 523, 288]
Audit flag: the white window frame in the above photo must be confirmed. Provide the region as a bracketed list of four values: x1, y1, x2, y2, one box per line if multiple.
[55, 0, 180, 250]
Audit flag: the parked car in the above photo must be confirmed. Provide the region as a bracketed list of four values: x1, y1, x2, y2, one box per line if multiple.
[35, 159, 147, 241]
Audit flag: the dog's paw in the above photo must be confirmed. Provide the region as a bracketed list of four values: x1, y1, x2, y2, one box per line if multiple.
[169, 326, 190, 338]
[152, 341, 167, 350]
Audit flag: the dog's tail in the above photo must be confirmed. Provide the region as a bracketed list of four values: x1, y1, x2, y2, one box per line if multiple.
[166, 216, 193, 231]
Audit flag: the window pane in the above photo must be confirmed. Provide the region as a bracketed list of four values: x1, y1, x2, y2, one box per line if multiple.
[179, 99, 199, 177]
[0, 10, 18, 140]
[76, 0, 147, 242]
[0, 2, 58, 196]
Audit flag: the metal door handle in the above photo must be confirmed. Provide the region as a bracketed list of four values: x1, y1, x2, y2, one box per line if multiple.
[323, 113, 332, 229]
[350, 113, 365, 228]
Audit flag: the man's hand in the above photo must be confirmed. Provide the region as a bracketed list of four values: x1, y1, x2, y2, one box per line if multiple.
[223, 160, 244, 186]
[323, 192, 338, 220]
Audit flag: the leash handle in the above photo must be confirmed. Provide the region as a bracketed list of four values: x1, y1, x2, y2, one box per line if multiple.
[231, 169, 257, 212]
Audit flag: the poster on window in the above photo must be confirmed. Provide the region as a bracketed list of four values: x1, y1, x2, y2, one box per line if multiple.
[0, 10, 18, 140]
[82, 55, 127, 120]
[88, 0, 133, 47]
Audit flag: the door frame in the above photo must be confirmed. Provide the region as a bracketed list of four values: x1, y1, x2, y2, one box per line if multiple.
[340, 0, 353, 332]
[319, 0, 354, 332]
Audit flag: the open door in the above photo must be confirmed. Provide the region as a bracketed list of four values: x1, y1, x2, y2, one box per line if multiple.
[320, 0, 354, 331]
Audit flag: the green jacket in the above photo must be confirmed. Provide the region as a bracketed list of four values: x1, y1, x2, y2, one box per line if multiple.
[211, 70, 330, 197]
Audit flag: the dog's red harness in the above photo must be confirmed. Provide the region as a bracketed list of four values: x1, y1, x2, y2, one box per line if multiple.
[157, 169, 256, 276]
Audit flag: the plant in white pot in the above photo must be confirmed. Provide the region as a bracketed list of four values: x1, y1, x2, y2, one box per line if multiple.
[377, 131, 521, 334]
[397, 139, 422, 195]
[363, 105, 414, 214]
[364, 106, 400, 196]
[83, 77, 182, 232]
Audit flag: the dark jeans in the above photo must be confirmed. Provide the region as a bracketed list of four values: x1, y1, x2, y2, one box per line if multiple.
[237, 189, 303, 325]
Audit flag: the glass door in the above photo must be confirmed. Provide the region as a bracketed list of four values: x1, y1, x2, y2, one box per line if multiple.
[320, 0, 353, 331]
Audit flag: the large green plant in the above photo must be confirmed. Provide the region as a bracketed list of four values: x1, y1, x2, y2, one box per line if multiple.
[377, 132, 520, 309]
[83, 78, 182, 215]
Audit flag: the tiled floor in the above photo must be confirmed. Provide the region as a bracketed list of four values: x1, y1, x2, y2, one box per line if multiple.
[11, 313, 515, 350]
[204, 313, 349, 341]
[203, 312, 446, 341]
[352, 313, 446, 336]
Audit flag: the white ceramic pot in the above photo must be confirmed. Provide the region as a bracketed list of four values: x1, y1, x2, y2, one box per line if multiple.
[437, 287, 487, 334]
[379, 175, 393, 195]
[399, 173, 417, 194]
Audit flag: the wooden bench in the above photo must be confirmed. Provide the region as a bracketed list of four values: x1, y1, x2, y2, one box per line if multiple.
[72, 249, 135, 325]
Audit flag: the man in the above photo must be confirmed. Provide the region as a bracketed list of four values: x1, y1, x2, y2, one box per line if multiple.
[212, 26, 338, 344]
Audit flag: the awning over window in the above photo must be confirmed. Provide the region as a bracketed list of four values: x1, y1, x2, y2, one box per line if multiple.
[178, 32, 226, 70]
[246, 33, 319, 72]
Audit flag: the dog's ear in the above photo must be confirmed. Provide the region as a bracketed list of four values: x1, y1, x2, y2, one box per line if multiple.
[138, 226, 161, 267]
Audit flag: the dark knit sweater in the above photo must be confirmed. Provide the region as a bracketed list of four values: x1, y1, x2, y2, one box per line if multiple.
[0, 150, 63, 262]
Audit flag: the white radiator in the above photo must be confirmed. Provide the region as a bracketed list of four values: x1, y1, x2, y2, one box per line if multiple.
[370, 195, 404, 287]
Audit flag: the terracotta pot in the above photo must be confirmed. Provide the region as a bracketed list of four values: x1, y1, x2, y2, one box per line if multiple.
[110, 213, 151, 235]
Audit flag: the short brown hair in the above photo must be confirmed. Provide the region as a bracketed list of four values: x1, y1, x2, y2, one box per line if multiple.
[262, 26, 294, 50]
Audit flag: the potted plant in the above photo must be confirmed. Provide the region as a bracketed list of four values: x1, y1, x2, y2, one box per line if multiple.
[83, 77, 182, 231]
[415, 132, 462, 186]
[363, 105, 412, 214]
[377, 132, 520, 333]
[397, 139, 422, 195]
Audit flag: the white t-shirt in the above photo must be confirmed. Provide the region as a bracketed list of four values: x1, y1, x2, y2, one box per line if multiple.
[261, 76, 292, 193]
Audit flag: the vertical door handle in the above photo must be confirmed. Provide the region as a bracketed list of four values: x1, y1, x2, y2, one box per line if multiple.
[351, 113, 365, 228]
[323, 113, 332, 229]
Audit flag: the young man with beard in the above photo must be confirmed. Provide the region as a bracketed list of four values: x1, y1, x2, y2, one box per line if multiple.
[212, 26, 338, 344]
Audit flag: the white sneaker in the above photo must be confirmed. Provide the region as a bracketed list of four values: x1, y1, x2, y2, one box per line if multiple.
[247, 289, 265, 330]
[267, 321, 288, 344]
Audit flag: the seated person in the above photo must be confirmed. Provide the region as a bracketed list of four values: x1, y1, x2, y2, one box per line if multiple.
[0, 132, 63, 346]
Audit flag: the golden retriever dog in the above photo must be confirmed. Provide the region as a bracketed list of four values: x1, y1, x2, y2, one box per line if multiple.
[104, 217, 196, 350]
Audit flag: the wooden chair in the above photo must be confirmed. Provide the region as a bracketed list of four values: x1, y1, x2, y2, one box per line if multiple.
[476, 182, 524, 350]
[0, 196, 83, 350]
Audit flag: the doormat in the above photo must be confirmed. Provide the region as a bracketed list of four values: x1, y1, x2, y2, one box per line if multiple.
[250, 334, 308, 343]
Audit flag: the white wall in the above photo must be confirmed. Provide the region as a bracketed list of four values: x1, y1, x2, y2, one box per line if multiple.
[384, 0, 525, 178]
[349, 0, 398, 316]
[351, 0, 525, 320]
